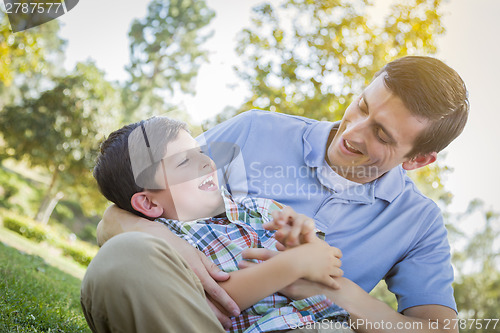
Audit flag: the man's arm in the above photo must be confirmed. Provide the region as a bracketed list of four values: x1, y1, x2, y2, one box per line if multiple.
[326, 278, 457, 333]
[242, 249, 458, 333]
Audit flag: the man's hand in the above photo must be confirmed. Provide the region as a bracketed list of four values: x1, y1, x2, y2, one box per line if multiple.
[263, 207, 319, 248]
[159, 234, 241, 329]
[191, 250, 241, 329]
[98, 204, 241, 329]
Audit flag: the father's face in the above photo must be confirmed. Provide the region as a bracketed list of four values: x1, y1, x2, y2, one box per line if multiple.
[326, 73, 430, 184]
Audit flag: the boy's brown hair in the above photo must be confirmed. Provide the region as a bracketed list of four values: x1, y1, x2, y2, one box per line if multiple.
[93, 117, 187, 218]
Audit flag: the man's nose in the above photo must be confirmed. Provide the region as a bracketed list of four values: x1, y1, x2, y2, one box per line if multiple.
[344, 116, 368, 143]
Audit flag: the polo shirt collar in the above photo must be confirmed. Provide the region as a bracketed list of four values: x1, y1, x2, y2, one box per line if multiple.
[302, 120, 405, 204]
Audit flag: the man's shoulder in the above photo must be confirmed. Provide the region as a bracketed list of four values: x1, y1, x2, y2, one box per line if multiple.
[398, 171, 442, 217]
[243, 109, 319, 125]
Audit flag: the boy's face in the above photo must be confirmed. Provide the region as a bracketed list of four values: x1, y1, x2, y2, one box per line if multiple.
[150, 130, 225, 221]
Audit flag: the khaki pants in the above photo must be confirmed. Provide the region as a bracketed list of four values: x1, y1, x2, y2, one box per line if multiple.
[80, 232, 353, 333]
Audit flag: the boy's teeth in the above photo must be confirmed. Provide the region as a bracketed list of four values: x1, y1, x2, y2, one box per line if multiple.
[200, 175, 213, 187]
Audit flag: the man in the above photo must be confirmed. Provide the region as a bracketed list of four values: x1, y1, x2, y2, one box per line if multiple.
[83, 56, 468, 332]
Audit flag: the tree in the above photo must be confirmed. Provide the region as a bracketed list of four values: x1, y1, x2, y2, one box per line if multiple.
[232, 0, 444, 120]
[451, 201, 500, 332]
[0, 16, 65, 109]
[0, 62, 121, 223]
[122, 0, 215, 122]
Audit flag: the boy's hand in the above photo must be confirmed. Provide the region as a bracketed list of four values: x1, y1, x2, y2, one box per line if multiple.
[263, 207, 318, 248]
[290, 240, 343, 289]
[240, 245, 343, 290]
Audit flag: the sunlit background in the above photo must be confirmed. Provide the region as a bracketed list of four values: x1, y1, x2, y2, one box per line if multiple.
[1, 0, 499, 330]
[58, 0, 500, 217]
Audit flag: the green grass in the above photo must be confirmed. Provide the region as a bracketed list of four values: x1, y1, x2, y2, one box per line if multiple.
[0, 239, 91, 332]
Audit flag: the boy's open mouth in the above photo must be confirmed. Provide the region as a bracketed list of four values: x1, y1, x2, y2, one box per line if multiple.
[198, 174, 217, 191]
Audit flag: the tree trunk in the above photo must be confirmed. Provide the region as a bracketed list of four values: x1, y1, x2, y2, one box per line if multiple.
[35, 168, 60, 224]
[40, 191, 64, 225]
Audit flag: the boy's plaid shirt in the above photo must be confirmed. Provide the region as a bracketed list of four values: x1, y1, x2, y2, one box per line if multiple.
[156, 188, 348, 333]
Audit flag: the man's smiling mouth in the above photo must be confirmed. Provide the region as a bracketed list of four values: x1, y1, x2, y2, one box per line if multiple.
[344, 139, 363, 154]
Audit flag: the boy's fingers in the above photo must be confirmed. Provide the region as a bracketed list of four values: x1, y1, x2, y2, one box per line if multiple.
[303, 219, 316, 233]
[331, 246, 343, 259]
[333, 257, 342, 269]
[275, 241, 286, 251]
[304, 231, 316, 243]
[238, 260, 257, 269]
[331, 267, 344, 277]
[242, 248, 278, 261]
[326, 277, 341, 290]
[282, 206, 298, 222]
[265, 211, 286, 230]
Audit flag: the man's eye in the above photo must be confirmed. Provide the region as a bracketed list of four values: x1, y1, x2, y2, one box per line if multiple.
[358, 98, 368, 114]
[376, 129, 389, 144]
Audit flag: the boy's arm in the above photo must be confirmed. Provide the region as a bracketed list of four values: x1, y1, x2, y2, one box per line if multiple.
[217, 240, 342, 312]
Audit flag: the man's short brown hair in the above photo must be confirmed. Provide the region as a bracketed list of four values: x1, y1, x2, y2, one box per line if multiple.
[380, 56, 469, 158]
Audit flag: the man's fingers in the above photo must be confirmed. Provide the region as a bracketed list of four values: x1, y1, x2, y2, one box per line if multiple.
[197, 253, 240, 316]
[206, 299, 233, 330]
[242, 248, 278, 261]
[200, 252, 230, 282]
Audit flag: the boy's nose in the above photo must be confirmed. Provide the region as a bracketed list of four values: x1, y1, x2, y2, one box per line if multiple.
[200, 154, 216, 171]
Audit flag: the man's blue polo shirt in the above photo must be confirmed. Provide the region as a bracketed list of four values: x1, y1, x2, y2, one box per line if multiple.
[198, 110, 456, 313]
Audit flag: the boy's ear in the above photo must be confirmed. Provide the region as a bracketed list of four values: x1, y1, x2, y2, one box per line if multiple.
[131, 192, 164, 218]
[402, 152, 437, 171]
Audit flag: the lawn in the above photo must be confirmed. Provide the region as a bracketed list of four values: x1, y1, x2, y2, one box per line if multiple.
[0, 237, 91, 332]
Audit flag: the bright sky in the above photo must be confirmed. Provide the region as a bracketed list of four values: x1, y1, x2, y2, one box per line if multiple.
[46, 0, 500, 217]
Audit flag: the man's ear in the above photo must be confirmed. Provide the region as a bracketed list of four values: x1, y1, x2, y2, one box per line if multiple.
[131, 192, 163, 218]
[402, 152, 437, 171]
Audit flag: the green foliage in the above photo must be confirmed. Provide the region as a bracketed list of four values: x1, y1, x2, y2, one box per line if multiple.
[232, 0, 444, 120]
[407, 153, 454, 207]
[57, 241, 95, 266]
[450, 201, 500, 331]
[0, 61, 119, 173]
[0, 61, 120, 219]
[2, 212, 49, 242]
[0, 209, 98, 266]
[0, 162, 45, 216]
[0, 15, 65, 109]
[123, 0, 215, 121]
[0, 242, 90, 332]
[369, 280, 397, 310]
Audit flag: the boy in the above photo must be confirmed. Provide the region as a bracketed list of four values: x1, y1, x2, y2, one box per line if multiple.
[88, 116, 348, 332]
